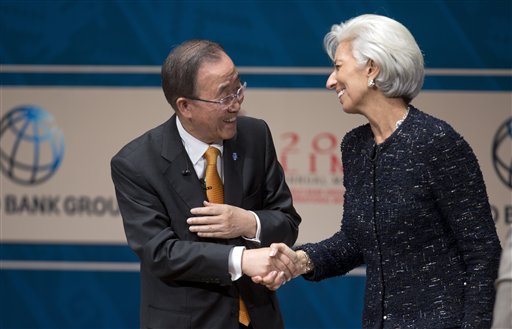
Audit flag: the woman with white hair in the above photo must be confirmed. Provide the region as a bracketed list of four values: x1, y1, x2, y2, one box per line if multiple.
[255, 14, 501, 328]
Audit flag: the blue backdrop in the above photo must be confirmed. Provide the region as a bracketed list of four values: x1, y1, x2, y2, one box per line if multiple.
[1, 1, 510, 329]
[1, 1, 511, 89]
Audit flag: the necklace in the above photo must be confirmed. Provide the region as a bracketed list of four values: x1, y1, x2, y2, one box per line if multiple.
[395, 107, 410, 129]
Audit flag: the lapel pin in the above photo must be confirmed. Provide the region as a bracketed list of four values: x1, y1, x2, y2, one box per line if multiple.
[232, 152, 238, 161]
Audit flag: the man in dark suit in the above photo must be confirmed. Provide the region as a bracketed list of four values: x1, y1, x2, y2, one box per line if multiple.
[111, 39, 301, 329]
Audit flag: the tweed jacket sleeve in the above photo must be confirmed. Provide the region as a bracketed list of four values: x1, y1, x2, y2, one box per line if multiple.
[298, 130, 365, 280]
[427, 123, 501, 328]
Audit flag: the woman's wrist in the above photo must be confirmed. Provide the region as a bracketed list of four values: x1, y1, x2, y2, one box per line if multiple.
[296, 250, 314, 274]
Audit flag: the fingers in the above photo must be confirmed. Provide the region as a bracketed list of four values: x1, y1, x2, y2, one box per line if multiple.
[243, 248, 299, 290]
[187, 204, 221, 235]
[251, 275, 263, 284]
[188, 223, 219, 234]
[268, 257, 293, 280]
[251, 271, 276, 284]
[188, 204, 249, 239]
[242, 248, 289, 278]
[247, 248, 294, 282]
[268, 243, 301, 279]
[270, 243, 298, 262]
[187, 216, 217, 227]
[254, 270, 288, 291]
[272, 271, 288, 290]
[187, 213, 217, 234]
[189, 202, 222, 216]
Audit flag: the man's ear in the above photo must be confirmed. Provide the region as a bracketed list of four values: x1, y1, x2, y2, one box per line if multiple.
[176, 97, 193, 119]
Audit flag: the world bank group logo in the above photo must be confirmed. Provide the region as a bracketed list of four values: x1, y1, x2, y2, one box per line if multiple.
[492, 117, 512, 189]
[0, 105, 65, 185]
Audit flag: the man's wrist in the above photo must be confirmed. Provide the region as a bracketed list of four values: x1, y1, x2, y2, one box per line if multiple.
[229, 246, 245, 281]
[244, 210, 260, 240]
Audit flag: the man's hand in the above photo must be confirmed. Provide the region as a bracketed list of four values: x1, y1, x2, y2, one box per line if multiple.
[187, 201, 257, 239]
[251, 243, 309, 290]
[241, 244, 300, 281]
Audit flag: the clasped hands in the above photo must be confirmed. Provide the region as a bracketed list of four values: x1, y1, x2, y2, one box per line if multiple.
[187, 202, 306, 290]
[242, 243, 308, 290]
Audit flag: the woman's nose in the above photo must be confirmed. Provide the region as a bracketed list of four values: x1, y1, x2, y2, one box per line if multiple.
[326, 71, 337, 90]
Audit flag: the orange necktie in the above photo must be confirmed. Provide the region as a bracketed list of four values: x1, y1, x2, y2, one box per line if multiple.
[204, 146, 224, 204]
[203, 146, 251, 326]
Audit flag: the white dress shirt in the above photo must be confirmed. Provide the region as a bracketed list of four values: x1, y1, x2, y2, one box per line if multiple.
[176, 117, 261, 280]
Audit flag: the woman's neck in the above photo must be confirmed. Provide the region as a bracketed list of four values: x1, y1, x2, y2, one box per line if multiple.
[363, 97, 409, 145]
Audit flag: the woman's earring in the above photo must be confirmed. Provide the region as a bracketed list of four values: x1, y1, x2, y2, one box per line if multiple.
[368, 79, 375, 88]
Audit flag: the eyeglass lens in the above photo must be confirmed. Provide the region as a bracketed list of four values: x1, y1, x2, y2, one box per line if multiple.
[221, 84, 245, 106]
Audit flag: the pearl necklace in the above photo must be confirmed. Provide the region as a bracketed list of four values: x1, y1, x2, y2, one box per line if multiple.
[395, 107, 410, 129]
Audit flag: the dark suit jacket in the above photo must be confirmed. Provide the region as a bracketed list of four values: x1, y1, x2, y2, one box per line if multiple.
[111, 115, 301, 329]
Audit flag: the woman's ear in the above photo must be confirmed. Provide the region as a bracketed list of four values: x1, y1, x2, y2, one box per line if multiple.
[367, 59, 380, 78]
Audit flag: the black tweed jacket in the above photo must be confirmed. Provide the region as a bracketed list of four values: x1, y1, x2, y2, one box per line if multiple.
[300, 106, 501, 329]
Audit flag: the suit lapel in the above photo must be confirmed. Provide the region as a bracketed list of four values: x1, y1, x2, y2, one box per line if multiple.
[161, 115, 205, 209]
[162, 116, 247, 246]
[223, 133, 247, 246]
[223, 135, 244, 207]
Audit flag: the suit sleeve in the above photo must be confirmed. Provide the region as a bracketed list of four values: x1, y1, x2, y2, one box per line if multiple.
[251, 120, 301, 248]
[111, 154, 233, 285]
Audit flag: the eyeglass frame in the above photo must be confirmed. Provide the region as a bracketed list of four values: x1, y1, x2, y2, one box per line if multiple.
[186, 81, 247, 108]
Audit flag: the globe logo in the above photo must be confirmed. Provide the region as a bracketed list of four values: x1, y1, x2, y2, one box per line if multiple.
[0, 105, 65, 185]
[492, 117, 512, 189]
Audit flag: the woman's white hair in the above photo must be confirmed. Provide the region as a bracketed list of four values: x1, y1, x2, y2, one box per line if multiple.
[324, 14, 424, 103]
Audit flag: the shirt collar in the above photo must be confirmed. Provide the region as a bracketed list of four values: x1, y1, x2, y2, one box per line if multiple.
[176, 116, 223, 166]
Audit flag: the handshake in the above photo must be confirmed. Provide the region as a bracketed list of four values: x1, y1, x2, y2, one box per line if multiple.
[240, 243, 313, 290]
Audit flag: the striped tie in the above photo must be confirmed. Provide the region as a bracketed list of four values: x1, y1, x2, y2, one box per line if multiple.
[203, 146, 251, 326]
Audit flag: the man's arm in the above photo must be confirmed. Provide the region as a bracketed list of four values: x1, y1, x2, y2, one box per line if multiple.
[111, 154, 234, 284]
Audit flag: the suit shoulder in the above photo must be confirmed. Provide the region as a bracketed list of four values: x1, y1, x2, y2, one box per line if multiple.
[237, 116, 266, 129]
[236, 116, 270, 137]
[111, 120, 167, 163]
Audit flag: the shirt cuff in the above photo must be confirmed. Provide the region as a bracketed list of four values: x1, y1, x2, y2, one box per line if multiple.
[228, 246, 245, 281]
[242, 210, 261, 243]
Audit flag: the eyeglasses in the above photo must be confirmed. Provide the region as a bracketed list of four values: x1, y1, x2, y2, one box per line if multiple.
[187, 81, 246, 108]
